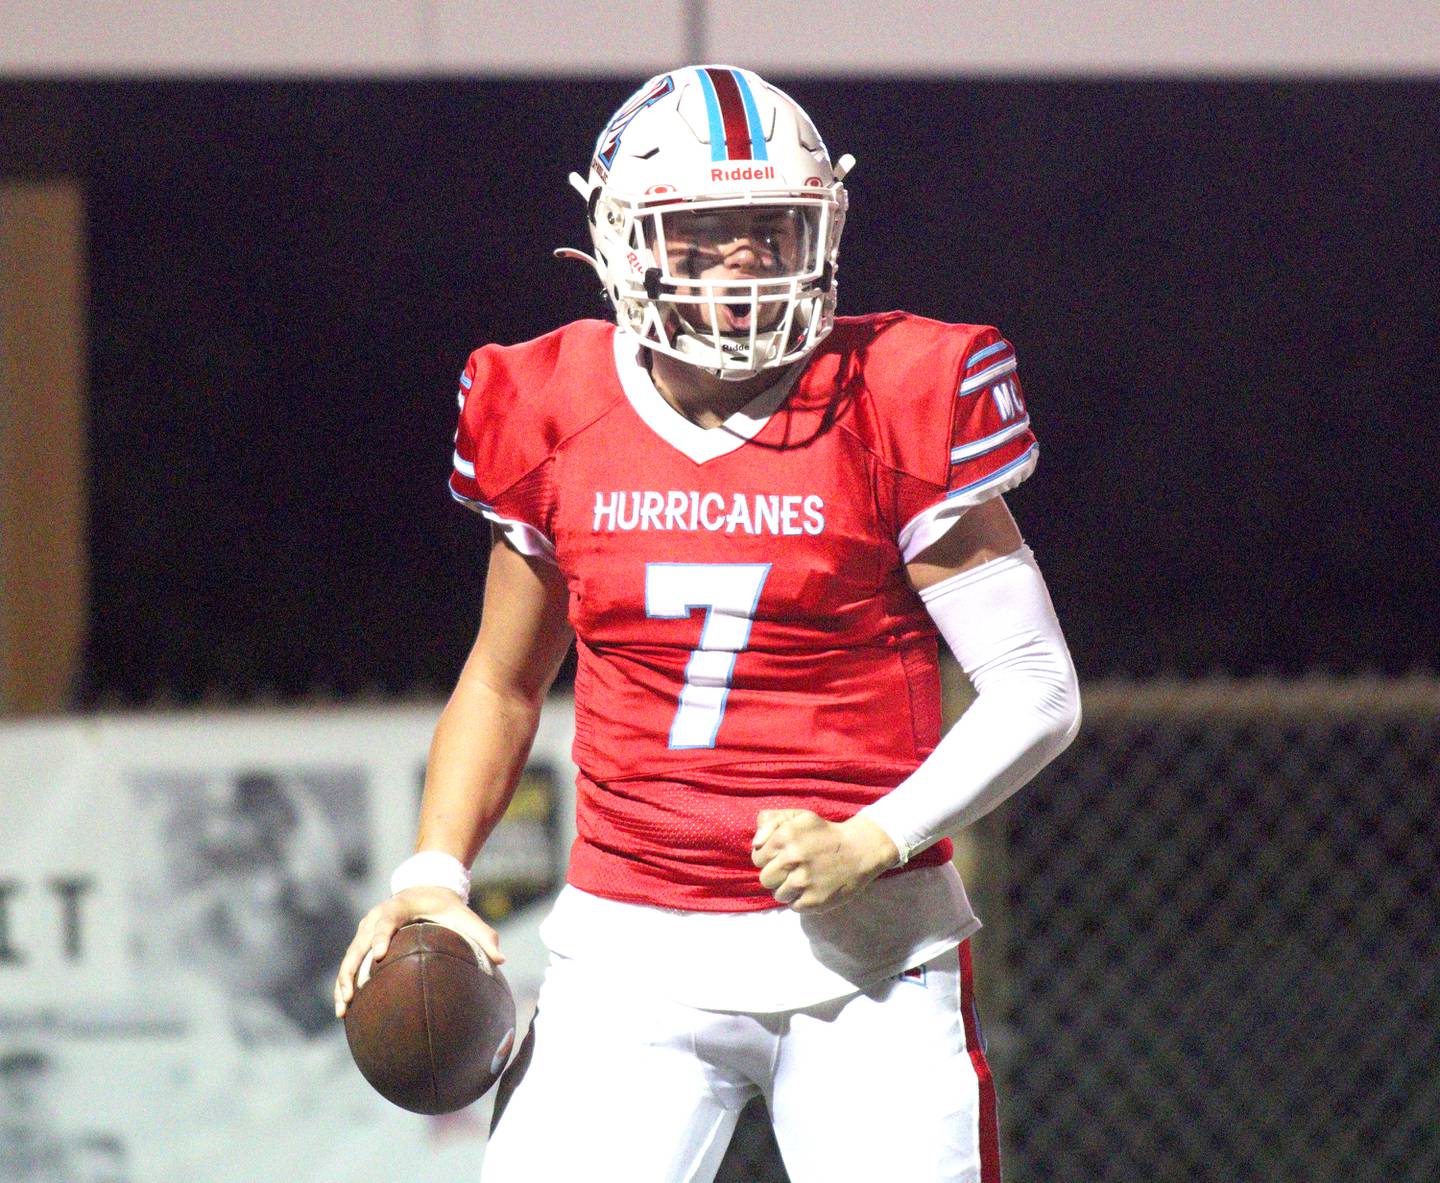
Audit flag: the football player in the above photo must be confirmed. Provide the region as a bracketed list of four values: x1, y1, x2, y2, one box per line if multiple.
[336, 65, 1080, 1182]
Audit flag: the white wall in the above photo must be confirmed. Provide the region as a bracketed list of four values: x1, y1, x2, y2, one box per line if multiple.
[3, 0, 1438, 76]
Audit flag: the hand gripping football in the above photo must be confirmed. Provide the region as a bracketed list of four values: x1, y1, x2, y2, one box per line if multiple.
[343, 921, 516, 1114]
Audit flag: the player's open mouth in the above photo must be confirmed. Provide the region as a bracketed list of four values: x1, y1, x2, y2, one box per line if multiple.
[676, 302, 780, 338]
[719, 307, 784, 336]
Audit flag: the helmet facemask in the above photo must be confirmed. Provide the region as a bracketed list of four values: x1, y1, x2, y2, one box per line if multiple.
[602, 194, 844, 379]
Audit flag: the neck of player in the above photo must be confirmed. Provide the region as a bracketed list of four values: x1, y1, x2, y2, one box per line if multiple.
[649, 350, 794, 430]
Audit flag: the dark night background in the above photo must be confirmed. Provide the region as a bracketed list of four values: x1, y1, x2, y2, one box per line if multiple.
[2, 78, 1437, 703]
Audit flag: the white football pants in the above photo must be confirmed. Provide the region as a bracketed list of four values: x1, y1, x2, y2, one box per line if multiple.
[479, 941, 1001, 1183]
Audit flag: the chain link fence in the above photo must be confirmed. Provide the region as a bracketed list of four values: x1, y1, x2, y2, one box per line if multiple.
[714, 677, 1440, 1182]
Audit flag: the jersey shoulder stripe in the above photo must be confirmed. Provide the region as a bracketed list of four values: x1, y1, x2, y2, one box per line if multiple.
[949, 415, 1032, 464]
[958, 354, 1018, 395]
[961, 338, 1013, 374]
[945, 442, 1038, 501]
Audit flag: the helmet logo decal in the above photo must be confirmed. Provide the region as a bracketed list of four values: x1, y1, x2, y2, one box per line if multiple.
[697, 67, 769, 163]
[594, 74, 676, 179]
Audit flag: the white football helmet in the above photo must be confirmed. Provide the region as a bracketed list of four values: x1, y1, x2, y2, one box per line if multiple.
[558, 65, 854, 380]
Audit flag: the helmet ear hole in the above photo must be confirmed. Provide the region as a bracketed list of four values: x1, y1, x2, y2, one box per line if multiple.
[643, 268, 662, 301]
[586, 186, 602, 225]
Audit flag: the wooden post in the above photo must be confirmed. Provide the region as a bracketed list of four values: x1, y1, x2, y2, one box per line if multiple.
[0, 181, 88, 714]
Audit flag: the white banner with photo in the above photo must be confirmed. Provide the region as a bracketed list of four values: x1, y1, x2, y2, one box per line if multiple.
[0, 700, 575, 1183]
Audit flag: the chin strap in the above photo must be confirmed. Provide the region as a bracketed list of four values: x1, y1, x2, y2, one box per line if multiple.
[555, 172, 607, 283]
[553, 246, 603, 275]
[553, 246, 609, 315]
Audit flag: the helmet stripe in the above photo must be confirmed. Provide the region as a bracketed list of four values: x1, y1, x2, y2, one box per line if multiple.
[696, 69, 727, 161]
[700, 66, 754, 161]
[729, 70, 769, 161]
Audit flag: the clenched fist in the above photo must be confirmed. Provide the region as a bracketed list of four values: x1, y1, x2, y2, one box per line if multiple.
[750, 809, 901, 912]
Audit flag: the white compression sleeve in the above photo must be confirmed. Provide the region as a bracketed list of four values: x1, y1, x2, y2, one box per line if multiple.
[859, 543, 1081, 865]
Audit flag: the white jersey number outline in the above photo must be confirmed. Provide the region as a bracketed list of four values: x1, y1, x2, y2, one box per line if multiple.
[644, 562, 771, 749]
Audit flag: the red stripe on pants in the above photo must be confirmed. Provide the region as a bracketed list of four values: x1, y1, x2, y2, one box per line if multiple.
[958, 940, 1002, 1182]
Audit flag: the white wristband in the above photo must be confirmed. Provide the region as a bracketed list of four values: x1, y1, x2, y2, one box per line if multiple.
[390, 851, 472, 899]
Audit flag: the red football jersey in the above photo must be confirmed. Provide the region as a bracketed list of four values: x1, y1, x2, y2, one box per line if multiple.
[449, 313, 1037, 911]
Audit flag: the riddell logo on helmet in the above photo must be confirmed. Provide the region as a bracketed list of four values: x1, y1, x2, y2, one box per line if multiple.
[711, 164, 776, 182]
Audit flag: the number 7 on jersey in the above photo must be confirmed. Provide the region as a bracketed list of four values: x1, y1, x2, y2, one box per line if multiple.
[645, 563, 771, 749]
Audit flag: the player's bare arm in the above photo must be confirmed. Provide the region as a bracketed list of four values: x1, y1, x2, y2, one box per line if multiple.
[751, 497, 1028, 912]
[334, 531, 572, 1016]
[902, 491, 1025, 592]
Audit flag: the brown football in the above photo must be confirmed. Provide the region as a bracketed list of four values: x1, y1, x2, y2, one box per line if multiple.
[343, 921, 516, 1114]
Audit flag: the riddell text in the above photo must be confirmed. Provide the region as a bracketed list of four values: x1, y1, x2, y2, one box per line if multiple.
[594, 490, 824, 536]
[711, 164, 776, 182]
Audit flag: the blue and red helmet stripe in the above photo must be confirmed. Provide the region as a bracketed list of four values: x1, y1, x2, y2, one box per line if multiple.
[697, 67, 769, 163]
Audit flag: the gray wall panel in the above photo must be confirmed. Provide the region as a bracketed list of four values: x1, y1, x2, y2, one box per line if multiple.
[3, 1, 1438, 77]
